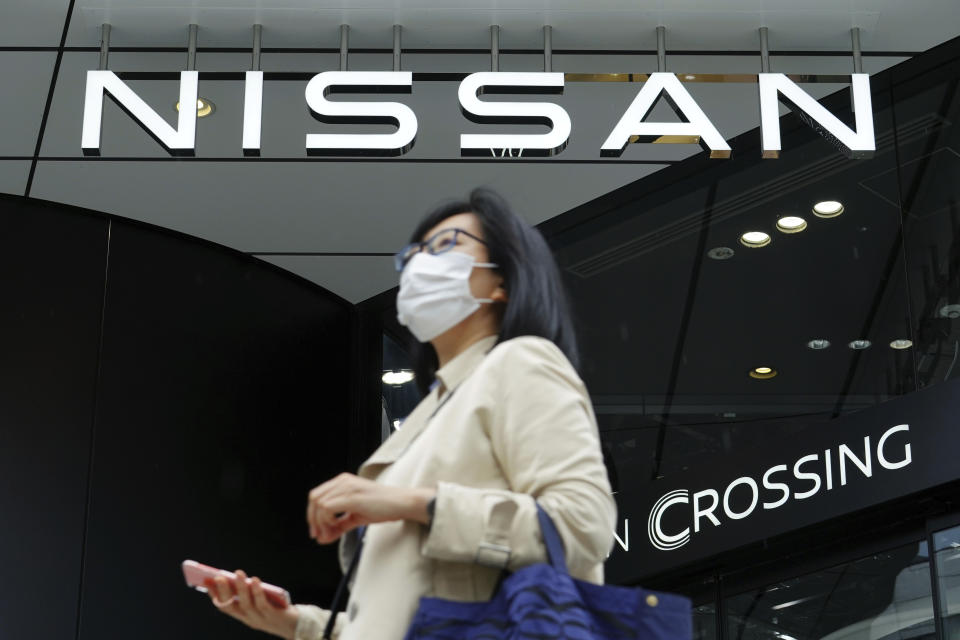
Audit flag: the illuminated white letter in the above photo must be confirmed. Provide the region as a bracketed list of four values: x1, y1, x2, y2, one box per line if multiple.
[243, 71, 263, 155]
[613, 519, 630, 553]
[762, 464, 790, 509]
[305, 71, 417, 155]
[723, 476, 759, 520]
[793, 454, 822, 499]
[693, 488, 721, 532]
[878, 424, 912, 470]
[458, 72, 570, 156]
[825, 448, 834, 491]
[647, 491, 690, 551]
[82, 70, 198, 155]
[758, 73, 875, 158]
[839, 436, 873, 485]
[601, 72, 731, 158]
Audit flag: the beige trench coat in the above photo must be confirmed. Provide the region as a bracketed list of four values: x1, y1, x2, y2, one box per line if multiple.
[294, 334, 617, 640]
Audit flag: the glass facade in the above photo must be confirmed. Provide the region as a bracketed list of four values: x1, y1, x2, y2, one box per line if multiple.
[383, 38, 960, 487]
[545, 39, 960, 491]
[726, 542, 934, 640]
[934, 525, 960, 640]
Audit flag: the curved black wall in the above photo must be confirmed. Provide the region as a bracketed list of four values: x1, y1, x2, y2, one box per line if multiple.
[0, 195, 363, 639]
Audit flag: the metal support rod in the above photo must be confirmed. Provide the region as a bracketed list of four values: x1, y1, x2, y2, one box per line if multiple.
[339, 24, 349, 71]
[187, 23, 198, 71]
[490, 25, 500, 72]
[759, 26, 771, 73]
[656, 26, 666, 72]
[98, 23, 111, 70]
[252, 24, 262, 71]
[543, 25, 553, 72]
[851, 27, 863, 73]
[393, 24, 402, 71]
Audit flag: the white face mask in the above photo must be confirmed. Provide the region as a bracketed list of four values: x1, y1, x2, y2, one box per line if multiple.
[396, 250, 499, 342]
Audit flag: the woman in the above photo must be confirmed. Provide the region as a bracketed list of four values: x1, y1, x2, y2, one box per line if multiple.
[205, 188, 616, 640]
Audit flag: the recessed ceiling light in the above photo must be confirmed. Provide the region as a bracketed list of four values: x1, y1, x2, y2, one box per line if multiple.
[890, 339, 913, 350]
[813, 201, 844, 218]
[807, 339, 831, 350]
[740, 231, 771, 248]
[848, 339, 872, 350]
[174, 97, 216, 117]
[381, 369, 415, 385]
[708, 247, 735, 260]
[776, 216, 807, 234]
[749, 367, 778, 379]
[939, 304, 960, 319]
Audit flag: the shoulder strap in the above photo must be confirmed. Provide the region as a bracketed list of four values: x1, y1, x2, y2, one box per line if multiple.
[535, 504, 569, 575]
[322, 526, 365, 639]
[320, 387, 461, 638]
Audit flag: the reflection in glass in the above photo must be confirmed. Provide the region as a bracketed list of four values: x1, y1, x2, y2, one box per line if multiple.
[694, 602, 718, 640]
[891, 53, 960, 390]
[934, 525, 960, 640]
[382, 333, 422, 432]
[726, 542, 934, 640]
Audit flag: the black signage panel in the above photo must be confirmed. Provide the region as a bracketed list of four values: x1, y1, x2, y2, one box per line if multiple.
[607, 380, 960, 582]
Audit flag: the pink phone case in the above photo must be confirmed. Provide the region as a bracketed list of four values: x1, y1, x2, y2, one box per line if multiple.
[182, 560, 291, 608]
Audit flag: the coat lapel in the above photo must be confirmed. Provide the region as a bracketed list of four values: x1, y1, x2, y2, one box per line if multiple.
[358, 335, 499, 480]
[359, 388, 440, 478]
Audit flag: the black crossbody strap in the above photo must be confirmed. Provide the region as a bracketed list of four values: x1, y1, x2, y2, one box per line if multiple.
[322, 527, 365, 639]
[321, 385, 459, 638]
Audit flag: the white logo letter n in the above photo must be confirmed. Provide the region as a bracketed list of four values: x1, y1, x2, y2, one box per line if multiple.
[82, 70, 198, 156]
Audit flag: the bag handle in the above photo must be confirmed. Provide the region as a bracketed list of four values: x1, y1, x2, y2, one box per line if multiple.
[535, 504, 569, 575]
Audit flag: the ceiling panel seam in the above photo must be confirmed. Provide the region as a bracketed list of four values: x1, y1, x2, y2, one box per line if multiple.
[24, 0, 77, 198]
[0, 46, 921, 56]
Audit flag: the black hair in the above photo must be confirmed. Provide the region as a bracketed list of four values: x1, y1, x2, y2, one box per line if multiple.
[405, 187, 580, 394]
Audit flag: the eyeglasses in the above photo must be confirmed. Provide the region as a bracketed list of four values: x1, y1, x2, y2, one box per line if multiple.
[394, 228, 489, 272]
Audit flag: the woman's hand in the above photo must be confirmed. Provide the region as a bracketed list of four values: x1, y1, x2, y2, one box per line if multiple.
[204, 569, 299, 640]
[307, 473, 435, 543]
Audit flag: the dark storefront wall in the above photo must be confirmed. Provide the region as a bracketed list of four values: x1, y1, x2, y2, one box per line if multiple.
[0, 197, 381, 639]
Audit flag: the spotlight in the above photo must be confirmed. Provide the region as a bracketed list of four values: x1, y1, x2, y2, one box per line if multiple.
[174, 97, 216, 117]
[749, 367, 778, 379]
[740, 231, 771, 248]
[813, 201, 844, 218]
[776, 216, 807, 234]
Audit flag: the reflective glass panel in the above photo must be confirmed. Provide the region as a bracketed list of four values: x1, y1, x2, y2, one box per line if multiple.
[934, 525, 960, 640]
[694, 602, 718, 640]
[725, 542, 934, 640]
[382, 333, 422, 431]
[891, 50, 960, 391]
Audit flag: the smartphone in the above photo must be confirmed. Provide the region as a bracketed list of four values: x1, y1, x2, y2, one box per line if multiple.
[181, 560, 291, 608]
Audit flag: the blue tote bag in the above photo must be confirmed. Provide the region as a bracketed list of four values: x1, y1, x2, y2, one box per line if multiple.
[402, 505, 692, 640]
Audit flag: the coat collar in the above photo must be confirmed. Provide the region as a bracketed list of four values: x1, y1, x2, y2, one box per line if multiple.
[359, 334, 499, 477]
[434, 334, 499, 398]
